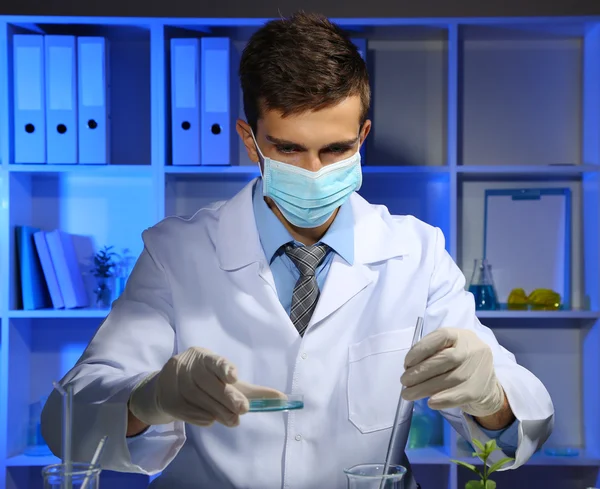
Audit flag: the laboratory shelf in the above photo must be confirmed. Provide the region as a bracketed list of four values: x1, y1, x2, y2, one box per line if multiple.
[5, 453, 60, 467]
[5, 164, 154, 176]
[406, 446, 452, 464]
[475, 310, 600, 320]
[8, 308, 111, 319]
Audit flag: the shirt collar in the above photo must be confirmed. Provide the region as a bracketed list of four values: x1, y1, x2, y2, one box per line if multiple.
[252, 179, 355, 265]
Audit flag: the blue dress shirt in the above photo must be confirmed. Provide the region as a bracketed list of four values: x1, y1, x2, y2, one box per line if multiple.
[251, 179, 519, 456]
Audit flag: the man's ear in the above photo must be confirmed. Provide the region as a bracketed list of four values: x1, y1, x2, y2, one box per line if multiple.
[236, 119, 260, 163]
[359, 119, 372, 147]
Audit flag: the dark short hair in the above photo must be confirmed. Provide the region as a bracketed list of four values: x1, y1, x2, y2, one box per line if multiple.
[239, 11, 371, 132]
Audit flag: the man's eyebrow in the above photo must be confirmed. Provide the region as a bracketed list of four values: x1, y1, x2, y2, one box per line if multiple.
[265, 135, 359, 149]
[265, 135, 306, 148]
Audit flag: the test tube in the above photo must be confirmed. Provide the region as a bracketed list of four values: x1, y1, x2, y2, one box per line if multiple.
[53, 381, 73, 489]
[381, 317, 424, 481]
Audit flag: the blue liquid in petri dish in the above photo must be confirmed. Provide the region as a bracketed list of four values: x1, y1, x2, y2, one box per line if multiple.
[248, 397, 304, 412]
[469, 284, 498, 310]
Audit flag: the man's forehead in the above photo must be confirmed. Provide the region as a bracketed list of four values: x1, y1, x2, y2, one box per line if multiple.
[258, 101, 362, 145]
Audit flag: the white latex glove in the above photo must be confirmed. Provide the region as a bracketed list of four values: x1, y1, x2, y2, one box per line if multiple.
[129, 347, 286, 428]
[400, 328, 505, 417]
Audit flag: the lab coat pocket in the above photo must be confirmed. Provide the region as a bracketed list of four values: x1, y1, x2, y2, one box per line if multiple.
[347, 329, 414, 434]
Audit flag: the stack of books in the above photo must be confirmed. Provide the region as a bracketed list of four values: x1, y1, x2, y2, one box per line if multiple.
[15, 226, 89, 310]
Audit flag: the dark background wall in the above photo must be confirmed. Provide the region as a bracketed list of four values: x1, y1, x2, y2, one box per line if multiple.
[1, 0, 600, 18]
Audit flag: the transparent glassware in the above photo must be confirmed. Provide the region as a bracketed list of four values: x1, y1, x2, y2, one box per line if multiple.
[344, 464, 407, 488]
[407, 399, 434, 449]
[24, 396, 52, 456]
[43, 463, 101, 489]
[468, 258, 499, 310]
[114, 249, 135, 299]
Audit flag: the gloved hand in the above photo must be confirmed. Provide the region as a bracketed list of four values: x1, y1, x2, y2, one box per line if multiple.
[400, 328, 505, 417]
[129, 347, 286, 428]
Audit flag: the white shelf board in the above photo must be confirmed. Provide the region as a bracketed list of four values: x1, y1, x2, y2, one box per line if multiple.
[363, 166, 450, 174]
[164, 165, 450, 176]
[6, 453, 60, 467]
[457, 165, 600, 175]
[165, 165, 260, 175]
[8, 308, 110, 319]
[475, 310, 600, 319]
[6, 164, 153, 176]
[4, 448, 451, 467]
[457, 450, 600, 467]
[6, 448, 600, 468]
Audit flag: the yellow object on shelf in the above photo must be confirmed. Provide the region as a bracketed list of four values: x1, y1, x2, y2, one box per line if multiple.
[507, 288, 562, 311]
[507, 288, 528, 310]
[528, 288, 562, 311]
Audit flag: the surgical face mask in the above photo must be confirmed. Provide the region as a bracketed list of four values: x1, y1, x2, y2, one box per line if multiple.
[251, 131, 363, 228]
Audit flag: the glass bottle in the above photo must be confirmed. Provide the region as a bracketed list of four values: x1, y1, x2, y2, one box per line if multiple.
[468, 259, 498, 310]
[344, 464, 407, 489]
[114, 249, 135, 299]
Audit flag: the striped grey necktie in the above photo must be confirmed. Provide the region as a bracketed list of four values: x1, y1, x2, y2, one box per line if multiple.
[284, 243, 330, 336]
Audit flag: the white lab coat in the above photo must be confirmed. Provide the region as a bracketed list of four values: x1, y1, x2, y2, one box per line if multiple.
[42, 178, 554, 489]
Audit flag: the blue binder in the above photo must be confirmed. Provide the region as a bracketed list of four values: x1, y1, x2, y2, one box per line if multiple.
[16, 226, 52, 310]
[45, 35, 78, 164]
[13, 34, 46, 164]
[171, 38, 201, 166]
[201, 37, 231, 166]
[77, 37, 110, 165]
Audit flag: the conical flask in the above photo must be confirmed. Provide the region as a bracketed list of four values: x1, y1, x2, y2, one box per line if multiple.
[468, 259, 498, 310]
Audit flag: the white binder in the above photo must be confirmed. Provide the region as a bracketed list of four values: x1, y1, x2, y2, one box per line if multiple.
[77, 37, 110, 165]
[484, 188, 571, 308]
[45, 35, 78, 164]
[171, 38, 201, 166]
[13, 34, 46, 164]
[201, 37, 231, 166]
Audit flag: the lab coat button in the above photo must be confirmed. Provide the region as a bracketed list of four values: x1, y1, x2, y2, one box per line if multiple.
[301, 352, 307, 359]
[295, 434, 302, 441]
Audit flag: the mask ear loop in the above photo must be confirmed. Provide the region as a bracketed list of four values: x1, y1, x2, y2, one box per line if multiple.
[249, 128, 265, 178]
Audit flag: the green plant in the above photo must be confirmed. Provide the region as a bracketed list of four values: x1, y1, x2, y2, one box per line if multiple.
[450, 439, 514, 489]
[91, 246, 119, 278]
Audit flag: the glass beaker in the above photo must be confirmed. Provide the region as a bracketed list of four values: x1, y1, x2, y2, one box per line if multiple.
[344, 464, 407, 488]
[468, 259, 498, 310]
[42, 463, 101, 489]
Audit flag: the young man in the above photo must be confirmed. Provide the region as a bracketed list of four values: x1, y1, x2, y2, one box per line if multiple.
[42, 12, 553, 489]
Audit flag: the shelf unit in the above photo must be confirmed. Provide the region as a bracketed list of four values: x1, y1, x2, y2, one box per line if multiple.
[0, 14, 598, 489]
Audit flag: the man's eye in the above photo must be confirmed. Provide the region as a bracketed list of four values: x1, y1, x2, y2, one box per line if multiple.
[276, 145, 298, 154]
[327, 146, 350, 154]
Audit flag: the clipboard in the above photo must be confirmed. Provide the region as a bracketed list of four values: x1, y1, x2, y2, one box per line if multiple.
[483, 188, 571, 308]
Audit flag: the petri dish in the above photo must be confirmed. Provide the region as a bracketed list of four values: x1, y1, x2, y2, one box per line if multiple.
[248, 394, 304, 412]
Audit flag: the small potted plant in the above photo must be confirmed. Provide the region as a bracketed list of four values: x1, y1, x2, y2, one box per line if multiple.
[91, 246, 119, 308]
[451, 439, 514, 489]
